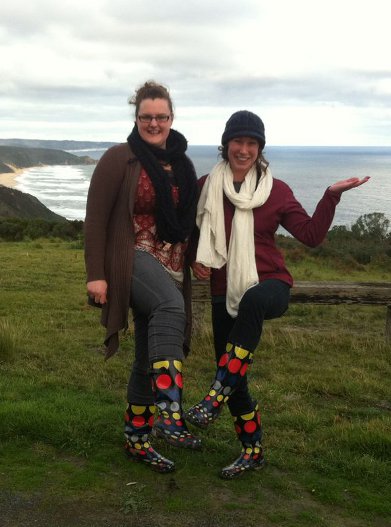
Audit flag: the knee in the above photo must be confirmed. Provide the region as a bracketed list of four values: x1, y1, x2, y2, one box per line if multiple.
[151, 296, 186, 335]
[240, 286, 267, 313]
[159, 294, 185, 318]
[240, 283, 289, 319]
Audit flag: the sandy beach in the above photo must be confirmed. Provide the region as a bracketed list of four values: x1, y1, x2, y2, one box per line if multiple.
[0, 168, 22, 188]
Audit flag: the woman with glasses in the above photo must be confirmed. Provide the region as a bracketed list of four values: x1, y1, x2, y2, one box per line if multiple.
[185, 110, 369, 479]
[84, 80, 200, 473]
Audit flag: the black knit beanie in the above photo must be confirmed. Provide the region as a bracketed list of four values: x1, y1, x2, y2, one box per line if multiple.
[221, 110, 266, 148]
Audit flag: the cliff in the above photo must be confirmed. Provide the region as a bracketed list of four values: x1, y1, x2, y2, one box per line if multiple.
[0, 145, 96, 169]
[0, 185, 66, 221]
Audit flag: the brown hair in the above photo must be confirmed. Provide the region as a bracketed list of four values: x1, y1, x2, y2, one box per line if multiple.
[128, 80, 174, 117]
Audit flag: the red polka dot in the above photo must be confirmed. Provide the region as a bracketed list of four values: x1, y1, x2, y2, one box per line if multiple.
[212, 401, 219, 407]
[243, 454, 250, 460]
[148, 416, 154, 427]
[176, 420, 183, 426]
[155, 374, 172, 390]
[139, 450, 146, 456]
[132, 416, 146, 427]
[228, 358, 241, 373]
[257, 414, 261, 425]
[218, 353, 229, 367]
[125, 413, 130, 422]
[239, 363, 248, 376]
[205, 396, 211, 401]
[164, 419, 171, 425]
[244, 421, 257, 433]
[175, 373, 183, 388]
[235, 424, 242, 434]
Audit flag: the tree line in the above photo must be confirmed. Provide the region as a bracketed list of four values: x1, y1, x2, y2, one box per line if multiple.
[0, 212, 390, 268]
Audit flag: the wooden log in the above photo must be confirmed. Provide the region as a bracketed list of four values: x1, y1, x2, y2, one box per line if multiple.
[191, 280, 391, 342]
[192, 281, 391, 305]
[289, 281, 391, 305]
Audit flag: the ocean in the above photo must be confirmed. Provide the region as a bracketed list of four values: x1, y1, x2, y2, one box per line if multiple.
[14, 145, 391, 230]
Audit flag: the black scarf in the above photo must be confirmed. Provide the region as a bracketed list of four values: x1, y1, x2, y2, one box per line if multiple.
[127, 126, 199, 244]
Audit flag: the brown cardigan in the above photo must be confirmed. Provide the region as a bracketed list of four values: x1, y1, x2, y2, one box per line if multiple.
[84, 143, 193, 360]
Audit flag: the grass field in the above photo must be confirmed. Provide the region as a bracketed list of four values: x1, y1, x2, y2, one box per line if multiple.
[0, 240, 390, 527]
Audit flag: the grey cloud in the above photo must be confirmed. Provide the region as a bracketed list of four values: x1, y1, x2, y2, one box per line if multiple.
[191, 71, 391, 109]
[1, 1, 390, 144]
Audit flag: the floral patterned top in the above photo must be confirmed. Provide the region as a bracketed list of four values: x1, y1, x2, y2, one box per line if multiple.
[133, 168, 187, 283]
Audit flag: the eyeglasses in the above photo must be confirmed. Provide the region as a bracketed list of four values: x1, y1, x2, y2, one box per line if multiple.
[137, 114, 171, 123]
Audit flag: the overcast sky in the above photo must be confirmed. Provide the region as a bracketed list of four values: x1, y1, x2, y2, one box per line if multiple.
[1, 0, 390, 146]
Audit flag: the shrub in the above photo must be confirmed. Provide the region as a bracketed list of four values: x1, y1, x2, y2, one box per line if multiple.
[0, 218, 84, 241]
[351, 212, 390, 240]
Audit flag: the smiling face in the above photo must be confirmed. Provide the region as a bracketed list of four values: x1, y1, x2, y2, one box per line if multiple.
[227, 137, 260, 181]
[136, 98, 173, 148]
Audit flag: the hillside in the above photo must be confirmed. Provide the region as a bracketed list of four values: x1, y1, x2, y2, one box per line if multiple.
[0, 145, 96, 169]
[0, 185, 66, 221]
[0, 138, 117, 150]
[0, 145, 94, 221]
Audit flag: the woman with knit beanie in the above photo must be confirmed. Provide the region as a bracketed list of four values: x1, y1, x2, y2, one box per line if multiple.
[185, 110, 369, 479]
[84, 81, 201, 473]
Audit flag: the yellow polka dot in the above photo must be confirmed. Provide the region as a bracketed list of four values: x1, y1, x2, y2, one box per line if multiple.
[135, 443, 142, 450]
[254, 447, 260, 453]
[217, 395, 224, 402]
[209, 390, 216, 396]
[149, 405, 156, 414]
[241, 411, 255, 420]
[153, 360, 169, 369]
[162, 411, 169, 418]
[245, 447, 252, 454]
[173, 360, 182, 372]
[131, 405, 146, 415]
[172, 412, 181, 420]
[144, 442, 150, 448]
[234, 346, 249, 359]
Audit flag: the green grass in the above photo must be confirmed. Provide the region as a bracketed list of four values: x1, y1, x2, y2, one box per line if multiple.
[0, 240, 390, 527]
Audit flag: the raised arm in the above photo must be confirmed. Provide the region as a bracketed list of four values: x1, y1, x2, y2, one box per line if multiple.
[281, 175, 369, 248]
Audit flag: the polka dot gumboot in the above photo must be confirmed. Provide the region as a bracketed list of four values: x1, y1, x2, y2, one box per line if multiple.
[185, 342, 253, 429]
[150, 359, 202, 450]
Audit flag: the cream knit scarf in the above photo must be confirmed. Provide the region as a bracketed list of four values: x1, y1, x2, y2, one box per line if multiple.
[196, 160, 273, 316]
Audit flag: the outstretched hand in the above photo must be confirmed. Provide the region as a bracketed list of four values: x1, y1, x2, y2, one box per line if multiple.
[329, 176, 370, 194]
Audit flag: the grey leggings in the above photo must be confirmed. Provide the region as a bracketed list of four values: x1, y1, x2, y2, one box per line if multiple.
[127, 250, 186, 404]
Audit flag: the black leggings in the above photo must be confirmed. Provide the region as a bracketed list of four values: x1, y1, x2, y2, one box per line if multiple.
[212, 279, 290, 415]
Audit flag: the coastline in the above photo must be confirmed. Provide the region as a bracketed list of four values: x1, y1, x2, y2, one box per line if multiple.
[0, 167, 23, 188]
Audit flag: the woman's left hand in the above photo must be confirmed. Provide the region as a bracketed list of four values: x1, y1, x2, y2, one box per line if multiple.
[329, 176, 370, 194]
[191, 261, 211, 280]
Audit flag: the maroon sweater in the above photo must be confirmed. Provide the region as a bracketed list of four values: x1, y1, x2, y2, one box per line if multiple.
[196, 174, 341, 297]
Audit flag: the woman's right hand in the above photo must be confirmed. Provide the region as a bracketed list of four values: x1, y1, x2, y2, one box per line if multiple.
[191, 262, 211, 280]
[87, 280, 108, 304]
